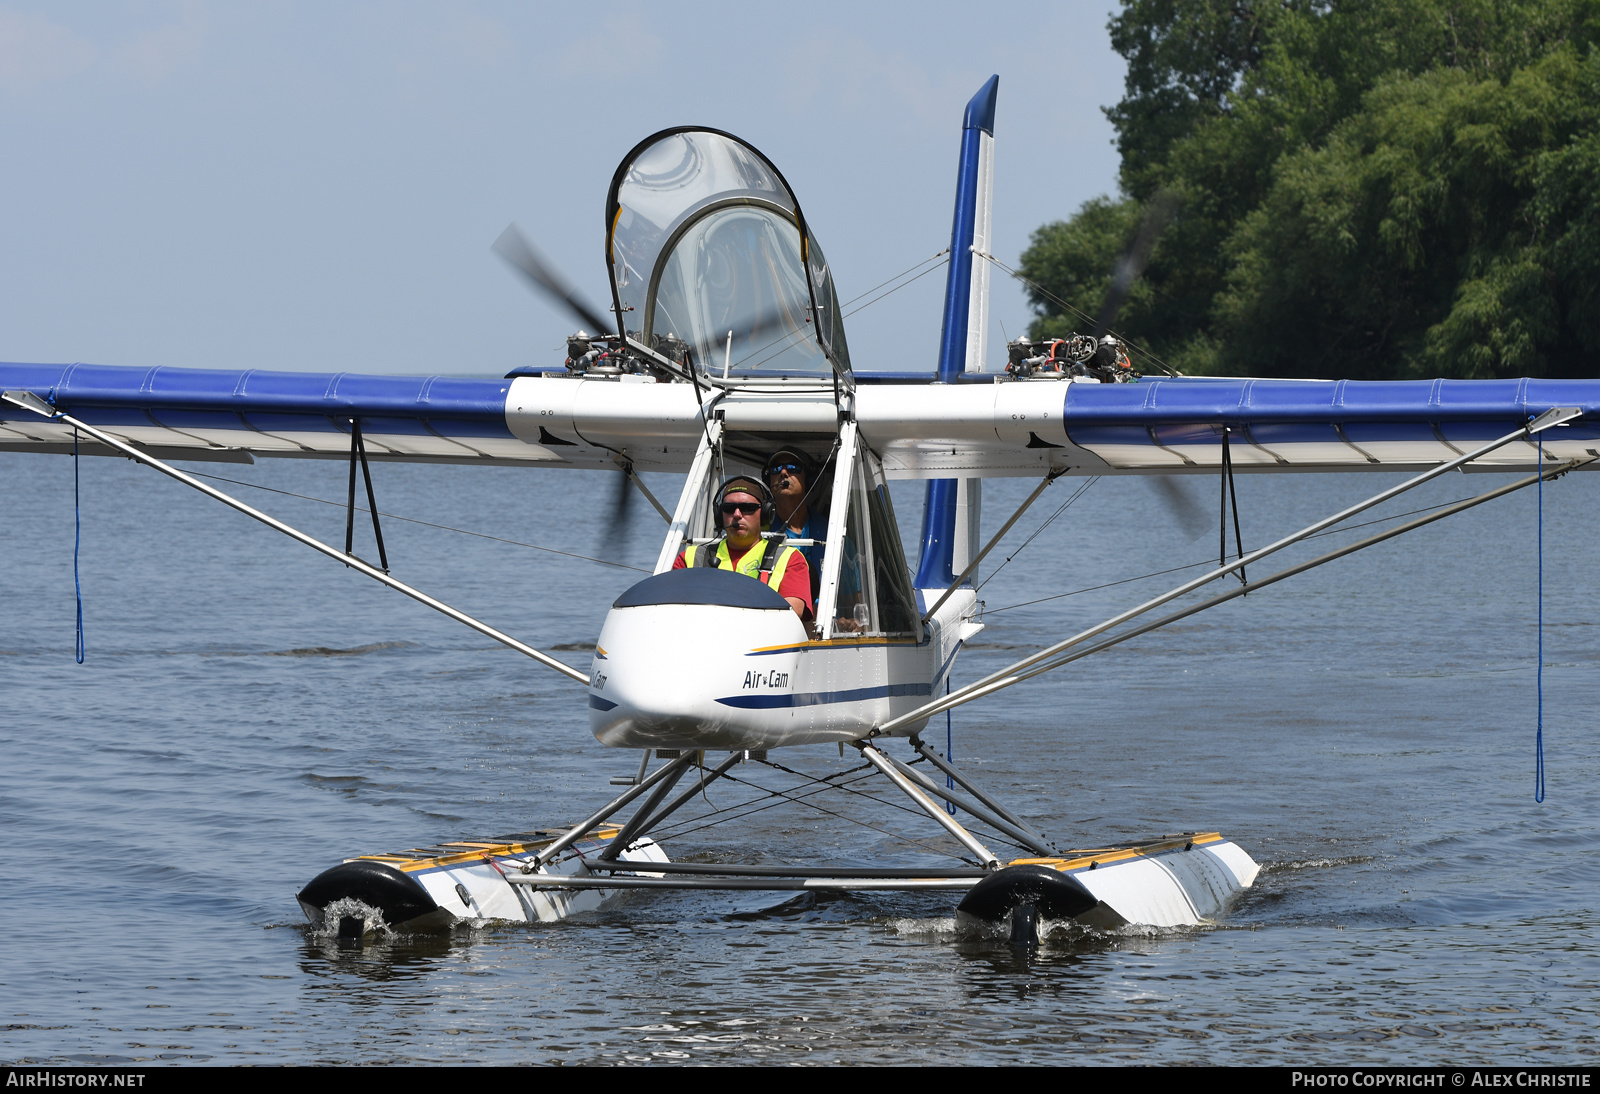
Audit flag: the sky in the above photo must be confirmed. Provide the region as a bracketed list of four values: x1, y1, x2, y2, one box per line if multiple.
[0, 2, 1128, 377]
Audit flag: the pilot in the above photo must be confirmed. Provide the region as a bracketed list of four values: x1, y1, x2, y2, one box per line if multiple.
[673, 476, 812, 622]
[765, 450, 864, 632]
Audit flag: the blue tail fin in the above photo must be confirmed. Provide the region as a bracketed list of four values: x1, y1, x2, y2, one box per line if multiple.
[916, 75, 997, 591]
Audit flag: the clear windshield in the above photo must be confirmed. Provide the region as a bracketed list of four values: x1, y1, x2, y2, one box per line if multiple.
[608, 129, 851, 385]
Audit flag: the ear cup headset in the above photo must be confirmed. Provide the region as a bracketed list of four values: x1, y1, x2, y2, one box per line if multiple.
[714, 476, 775, 531]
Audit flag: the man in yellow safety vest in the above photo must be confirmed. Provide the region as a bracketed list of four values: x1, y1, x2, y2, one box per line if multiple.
[673, 476, 812, 622]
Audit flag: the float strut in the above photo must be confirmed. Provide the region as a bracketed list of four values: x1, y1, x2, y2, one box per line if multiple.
[858, 743, 1000, 869]
[528, 751, 698, 870]
[910, 737, 1052, 850]
[601, 751, 746, 856]
[889, 744, 1052, 855]
[596, 751, 704, 861]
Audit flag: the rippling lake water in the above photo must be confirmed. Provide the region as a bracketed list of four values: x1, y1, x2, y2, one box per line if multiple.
[3, 449, 1597, 1065]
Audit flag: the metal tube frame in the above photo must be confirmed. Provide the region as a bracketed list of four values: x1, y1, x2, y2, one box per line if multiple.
[654, 419, 724, 574]
[591, 861, 989, 879]
[596, 751, 702, 861]
[344, 418, 390, 572]
[620, 751, 746, 843]
[1, 391, 590, 685]
[858, 743, 1000, 869]
[878, 407, 1582, 734]
[619, 457, 672, 523]
[922, 468, 1063, 623]
[507, 875, 980, 893]
[878, 750, 1052, 856]
[993, 458, 1591, 688]
[908, 737, 1052, 849]
[525, 751, 699, 869]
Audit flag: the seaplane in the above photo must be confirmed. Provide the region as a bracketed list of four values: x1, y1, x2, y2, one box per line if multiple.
[4, 77, 1597, 947]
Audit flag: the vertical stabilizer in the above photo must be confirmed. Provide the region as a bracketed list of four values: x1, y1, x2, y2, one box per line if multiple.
[917, 75, 998, 592]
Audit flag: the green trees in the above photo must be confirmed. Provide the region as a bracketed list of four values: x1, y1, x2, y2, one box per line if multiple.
[1020, 0, 1600, 378]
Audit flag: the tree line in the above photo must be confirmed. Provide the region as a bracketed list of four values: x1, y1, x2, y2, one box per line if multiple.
[1020, 0, 1600, 379]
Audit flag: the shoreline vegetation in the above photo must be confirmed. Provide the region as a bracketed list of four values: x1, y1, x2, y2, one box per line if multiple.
[1021, 0, 1600, 380]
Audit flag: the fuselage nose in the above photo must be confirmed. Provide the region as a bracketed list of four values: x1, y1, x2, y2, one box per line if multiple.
[588, 568, 806, 750]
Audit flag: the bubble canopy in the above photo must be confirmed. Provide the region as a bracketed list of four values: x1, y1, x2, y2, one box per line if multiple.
[605, 128, 851, 388]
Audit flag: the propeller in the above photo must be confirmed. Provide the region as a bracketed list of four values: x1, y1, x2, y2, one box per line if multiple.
[1088, 190, 1205, 533]
[1092, 188, 1177, 340]
[1148, 478, 1209, 540]
[605, 463, 637, 560]
[492, 223, 616, 339]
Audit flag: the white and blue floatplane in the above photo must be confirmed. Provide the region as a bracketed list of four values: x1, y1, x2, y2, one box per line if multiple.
[4, 78, 1596, 944]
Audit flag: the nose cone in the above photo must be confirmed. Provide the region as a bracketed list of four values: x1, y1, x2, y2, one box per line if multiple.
[589, 568, 807, 750]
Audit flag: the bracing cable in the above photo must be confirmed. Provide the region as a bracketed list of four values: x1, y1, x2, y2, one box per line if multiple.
[983, 489, 1521, 616]
[185, 470, 648, 573]
[975, 250, 1180, 377]
[975, 476, 1100, 592]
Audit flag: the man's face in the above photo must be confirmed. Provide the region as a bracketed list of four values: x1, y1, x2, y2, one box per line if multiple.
[767, 461, 806, 504]
[720, 490, 763, 541]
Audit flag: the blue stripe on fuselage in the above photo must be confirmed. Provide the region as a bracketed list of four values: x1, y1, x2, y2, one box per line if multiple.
[715, 682, 933, 709]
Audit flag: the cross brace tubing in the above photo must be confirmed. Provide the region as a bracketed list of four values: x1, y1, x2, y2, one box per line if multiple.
[507, 874, 980, 892]
[932, 456, 1592, 707]
[0, 390, 589, 685]
[877, 408, 1584, 734]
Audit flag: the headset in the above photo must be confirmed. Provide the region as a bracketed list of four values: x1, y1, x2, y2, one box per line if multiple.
[714, 475, 775, 531]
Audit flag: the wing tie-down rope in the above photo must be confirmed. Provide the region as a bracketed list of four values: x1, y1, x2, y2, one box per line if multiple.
[1536, 432, 1546, 803]
[73, 426, 85, 664]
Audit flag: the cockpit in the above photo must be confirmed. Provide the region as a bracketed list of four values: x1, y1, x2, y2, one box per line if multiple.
[606, 128, 852, 391]
[594, 129, 914, 644]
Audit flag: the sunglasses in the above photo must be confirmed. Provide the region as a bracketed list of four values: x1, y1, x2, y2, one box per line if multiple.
[766, 462, 802, 479]
[719, 501, 762, 516]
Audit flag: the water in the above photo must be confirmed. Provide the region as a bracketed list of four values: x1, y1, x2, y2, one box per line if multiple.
[3, 450, 1597, 1065]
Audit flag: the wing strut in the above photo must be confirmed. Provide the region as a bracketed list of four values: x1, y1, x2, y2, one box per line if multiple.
[875, 408, 1584, 735]
[345, 418, 389, 572]
[922, 467, 1064, 623]
[2, 390, 590, 686]
[1220, 427, 1245, 587]
[914, 457, 1590, 719]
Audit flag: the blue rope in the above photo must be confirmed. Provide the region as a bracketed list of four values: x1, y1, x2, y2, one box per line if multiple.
[74, 426, 85, 664]
[1535, 432, 1544, 802]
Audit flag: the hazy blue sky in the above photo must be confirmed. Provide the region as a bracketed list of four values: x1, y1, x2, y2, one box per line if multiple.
[1, 2, 1127, 377]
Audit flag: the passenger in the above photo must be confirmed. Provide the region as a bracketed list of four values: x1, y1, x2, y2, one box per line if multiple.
[673, 476, 812, 622]
[764, 450, 864, 632]
[764, 449, 826, 589]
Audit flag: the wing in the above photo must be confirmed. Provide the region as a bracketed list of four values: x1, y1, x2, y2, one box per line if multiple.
[5, 362, 1599, 475]
[857, 374, 1600, 477]
[0, 361, 704, 471]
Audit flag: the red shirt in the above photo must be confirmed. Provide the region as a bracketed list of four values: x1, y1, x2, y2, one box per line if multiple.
[674, 542, 813, 618]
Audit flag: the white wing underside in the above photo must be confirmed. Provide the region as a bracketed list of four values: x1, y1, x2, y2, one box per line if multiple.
[3, 367, 1598, 476]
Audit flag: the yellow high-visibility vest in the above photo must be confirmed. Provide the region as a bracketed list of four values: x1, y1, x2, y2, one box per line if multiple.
[684, 537, 801, 597]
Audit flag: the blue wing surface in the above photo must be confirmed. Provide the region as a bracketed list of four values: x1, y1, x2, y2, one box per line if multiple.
[1058, 376, 1600, 472]
[0, 361, 566, 466]
[4, 362, 1598, 476]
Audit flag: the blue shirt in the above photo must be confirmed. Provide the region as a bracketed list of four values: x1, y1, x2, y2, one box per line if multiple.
[784, 509, 859, 598]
